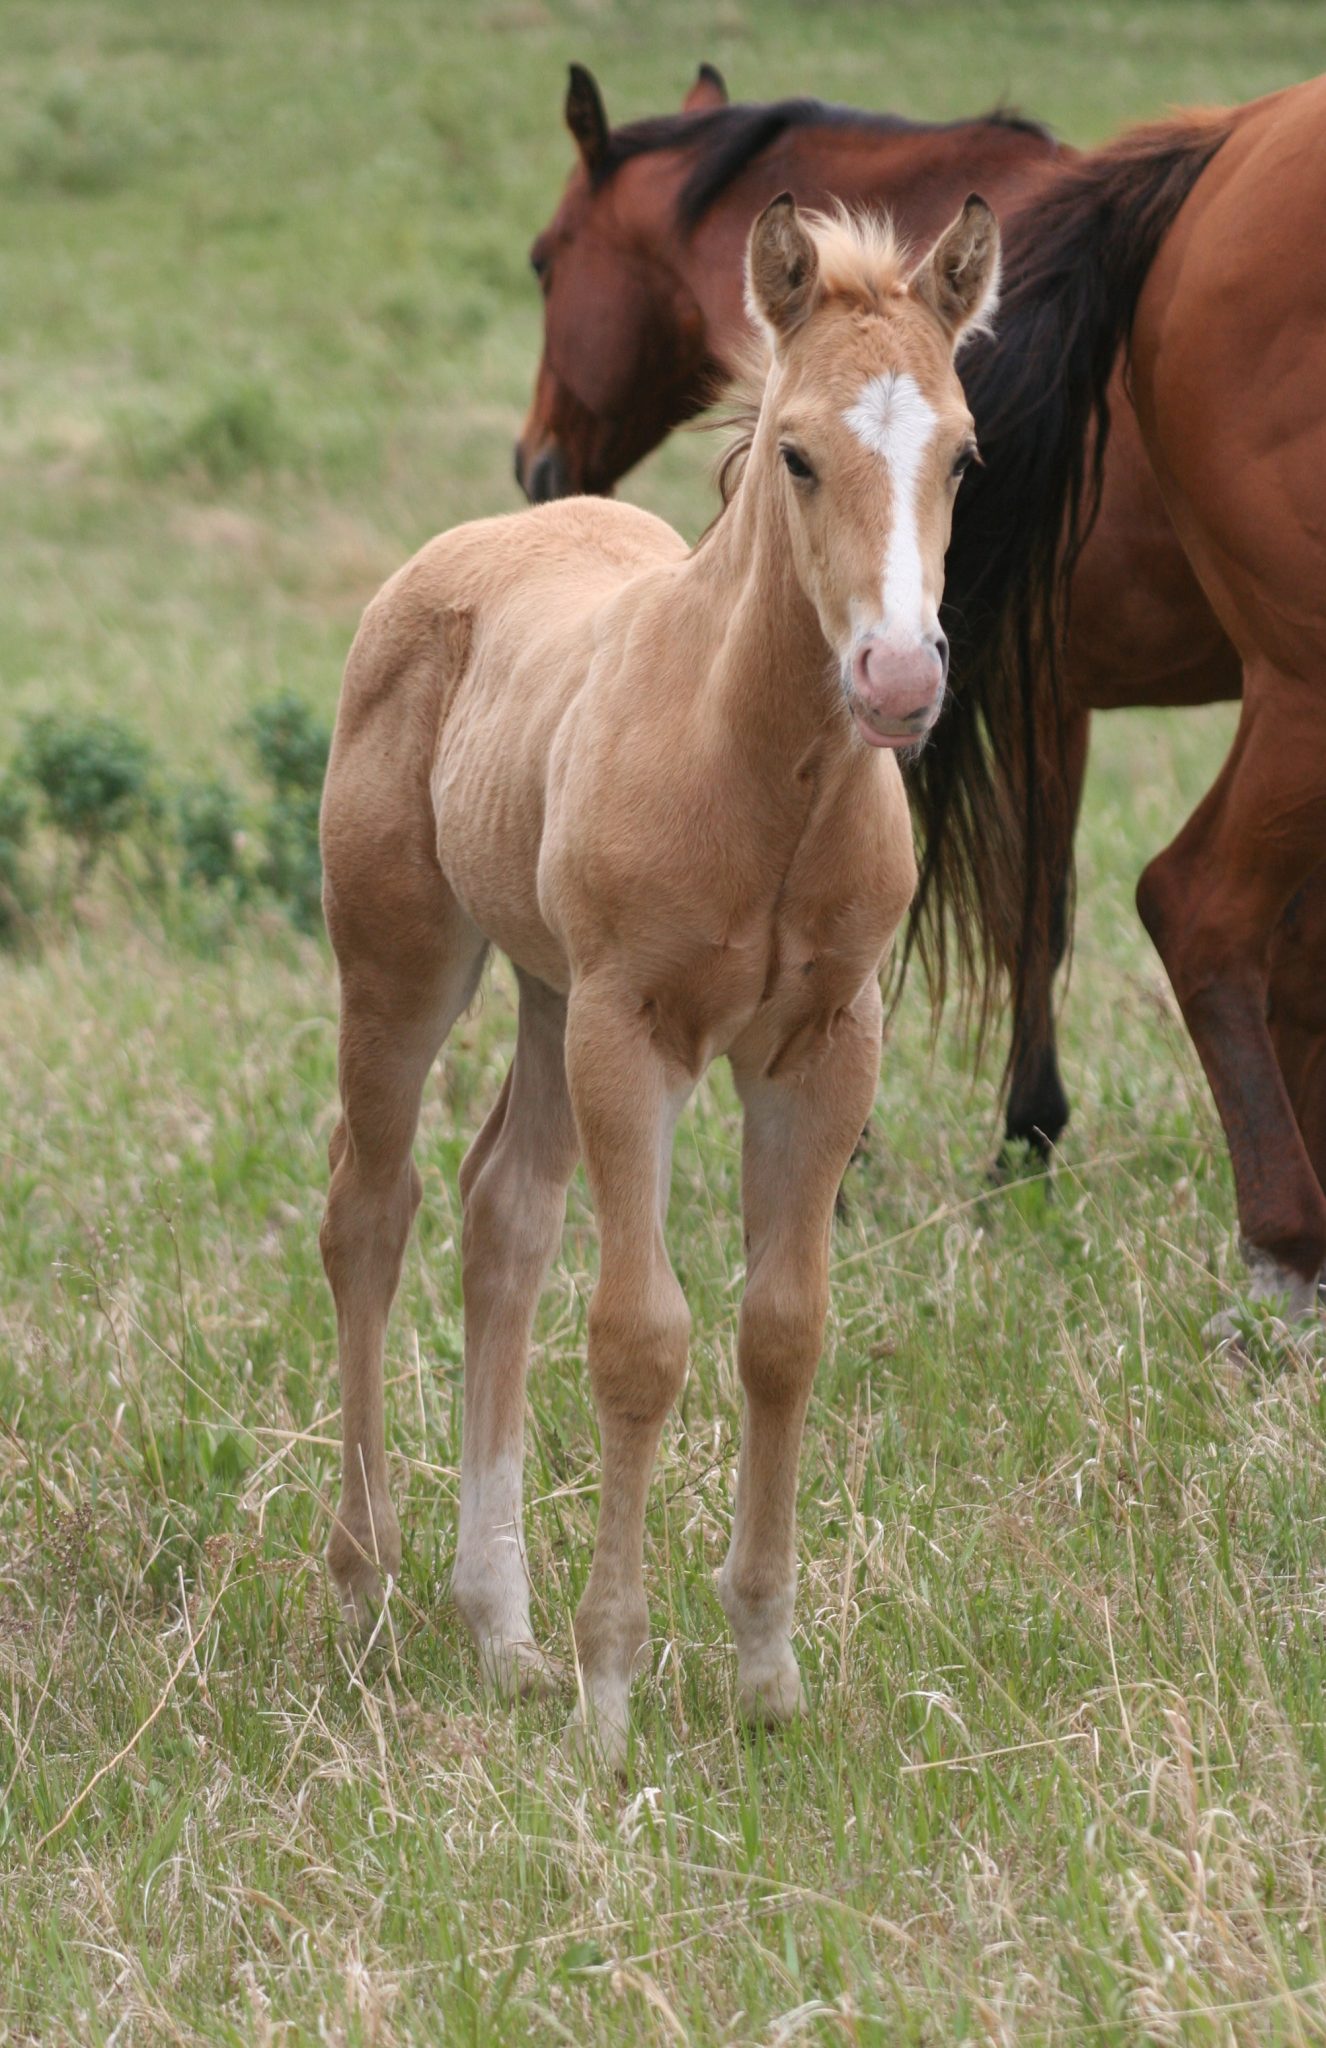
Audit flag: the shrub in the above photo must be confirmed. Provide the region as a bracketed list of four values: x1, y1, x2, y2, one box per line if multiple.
[243, 693, 330, 932]
[176, 777, 246, 894]
[11, 76, 138, 196]
[258, 786, 324, 933]
[18, 712, 159, 877]
[244, 692, 330, 797]
[0, 775, 33, 945]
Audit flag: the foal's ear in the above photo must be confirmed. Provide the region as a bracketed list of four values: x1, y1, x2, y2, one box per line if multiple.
[565, 63, 609, 174]
[909, 194, 1001, 348]
[682, 62, 729, 112]
[746, 193, 820, 343]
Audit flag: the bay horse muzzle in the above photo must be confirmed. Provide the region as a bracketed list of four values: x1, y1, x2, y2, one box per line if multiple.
[514, 438, 573, 504]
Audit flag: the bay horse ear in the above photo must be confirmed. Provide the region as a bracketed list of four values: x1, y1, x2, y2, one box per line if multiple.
[566, 63, 609, 173]
[682, 63, 729, 112]
[746, 193, 820, 342]
[909, 194, 1001, 346]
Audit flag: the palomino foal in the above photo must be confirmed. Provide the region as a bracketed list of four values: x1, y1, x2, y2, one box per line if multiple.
[319, 194, 998, 1763]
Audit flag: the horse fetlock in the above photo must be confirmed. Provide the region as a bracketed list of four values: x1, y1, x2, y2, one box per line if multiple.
[716, 1559, 800, 1719]
[326, 1497, 401, 1638]
[1205, 1245, 1324, 1346]
[564, 1676, 631, 1772]
[453, 1550, 543, 1695]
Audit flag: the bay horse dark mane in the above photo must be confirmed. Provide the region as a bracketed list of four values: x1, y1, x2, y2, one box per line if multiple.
[902, 110, 1236, 1058]
[594, 100, 1056, 231]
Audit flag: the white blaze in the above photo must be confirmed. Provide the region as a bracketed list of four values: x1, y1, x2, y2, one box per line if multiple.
[843, 371, 937, 641]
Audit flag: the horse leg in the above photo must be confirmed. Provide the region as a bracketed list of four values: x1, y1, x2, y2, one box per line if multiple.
[720, 980, 884, 1720]
[452, 971, 579, 1696]
[1267, 863, 1326, 1205]
[1001, 702, 1089, 1164]
[562, 981, 692, 1766]
[320, 917, 488, 1633]
[1135, 674, 1326, 1324]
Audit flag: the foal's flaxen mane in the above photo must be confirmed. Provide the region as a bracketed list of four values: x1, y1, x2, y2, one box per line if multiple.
[699, 207, 913, 524]
[593, 100, 1055, 231]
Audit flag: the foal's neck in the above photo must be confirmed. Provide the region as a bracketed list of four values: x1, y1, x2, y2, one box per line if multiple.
[686, 436, 846, 771]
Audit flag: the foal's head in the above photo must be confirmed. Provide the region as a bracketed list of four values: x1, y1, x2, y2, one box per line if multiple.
[742, 196, 999, 749]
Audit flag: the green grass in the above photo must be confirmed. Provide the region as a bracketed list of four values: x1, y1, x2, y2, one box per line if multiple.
[3, 2, 1325, 2041]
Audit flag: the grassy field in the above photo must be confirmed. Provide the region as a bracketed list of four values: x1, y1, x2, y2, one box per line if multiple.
[4, 2, 1326, 2041]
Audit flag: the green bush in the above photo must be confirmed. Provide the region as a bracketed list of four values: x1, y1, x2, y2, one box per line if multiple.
[10, 75, 138, 196]
[257, 786, 324, 933]
[0, 775, 33, 946]
[2, 697, 332, 938]
[128, 382, 293, 486]
[18, 712, 159, 877]
[244, 692, 330, 797]
[243, 693, 329, 932]
[176, 777, 246, 894]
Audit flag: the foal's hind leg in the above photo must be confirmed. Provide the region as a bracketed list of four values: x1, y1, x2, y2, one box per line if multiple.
[452, 971, 579, 1695]
[720, 981, 883, 1721]
[321, 916, 487, 1633]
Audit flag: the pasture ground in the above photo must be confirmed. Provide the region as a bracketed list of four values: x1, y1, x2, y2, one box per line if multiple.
[4, 3, 1326, 2041]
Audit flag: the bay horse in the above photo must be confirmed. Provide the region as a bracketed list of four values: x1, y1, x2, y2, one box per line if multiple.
[319, 197, 999, 1761]
[923, 76, 1326, 1322]
[513, 66, 1256, 1170]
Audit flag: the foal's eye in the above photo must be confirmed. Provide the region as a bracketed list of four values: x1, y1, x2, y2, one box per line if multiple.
[781, 445, 815, 483]
[951, 444, 977, 481]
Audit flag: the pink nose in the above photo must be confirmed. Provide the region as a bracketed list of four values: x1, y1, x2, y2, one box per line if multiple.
[849, 633, 948, 745]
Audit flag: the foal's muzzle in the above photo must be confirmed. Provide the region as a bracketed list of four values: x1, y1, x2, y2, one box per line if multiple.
[847, 631, 949, 749]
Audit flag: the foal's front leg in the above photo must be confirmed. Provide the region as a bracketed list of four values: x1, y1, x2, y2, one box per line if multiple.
[720, 982, 883, 1721]
[563, 981, 692, 1766]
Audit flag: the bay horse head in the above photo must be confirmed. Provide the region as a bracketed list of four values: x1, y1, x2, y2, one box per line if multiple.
[736, 193, 999, 746]
[515, 62, 730, 502]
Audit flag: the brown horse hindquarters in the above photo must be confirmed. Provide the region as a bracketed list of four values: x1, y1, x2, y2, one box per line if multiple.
[1127, 77, 1326, 1301]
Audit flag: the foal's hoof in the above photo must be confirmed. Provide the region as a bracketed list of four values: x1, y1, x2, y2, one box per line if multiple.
[327, 1520, 401, 1645]
[331, 1567, 397, 1646]
[563, 1696, 629, 1774]
[738, 1659, 807, 1726]
[478, 1635, 562, 1701]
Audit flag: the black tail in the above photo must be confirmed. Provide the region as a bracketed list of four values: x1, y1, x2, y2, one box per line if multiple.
[902, 111, 1235, 1064]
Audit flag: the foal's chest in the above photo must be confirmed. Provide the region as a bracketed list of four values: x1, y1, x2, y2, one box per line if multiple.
[661, 784, 915, 1077]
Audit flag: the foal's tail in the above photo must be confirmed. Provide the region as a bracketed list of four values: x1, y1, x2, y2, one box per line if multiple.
[900, 109, 1236, 1060]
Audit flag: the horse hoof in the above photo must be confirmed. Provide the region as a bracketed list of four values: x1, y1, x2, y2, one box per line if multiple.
[332, 1568, 397, 1648]
[563, 1702, 629, 1774]
[738, 1660, 807, 1725]
[1205, 1249, 1322, 1350]
[988, 1135, 1054, 1187]
[479, 1636, 562, 1701]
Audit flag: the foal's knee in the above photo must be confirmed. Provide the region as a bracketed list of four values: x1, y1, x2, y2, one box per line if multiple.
[588, 1273, 691, 1421]
[320, 1152, 420, 1299]
[738, 1267, 828, 1409]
